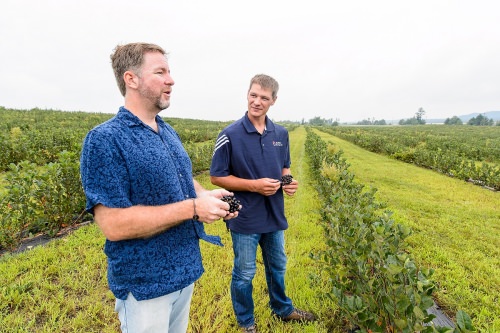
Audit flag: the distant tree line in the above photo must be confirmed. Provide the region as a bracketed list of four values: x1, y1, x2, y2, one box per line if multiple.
[298, 110, 499, 126]
[467, 114, 497, 126]
[399, 108, 499, 126]
[399, 107, 426, 125]
[356, 118, 387, 125]
[306, 116, 339, 126]
[445, 114, 499, 126]
[443, 116, 463, 125]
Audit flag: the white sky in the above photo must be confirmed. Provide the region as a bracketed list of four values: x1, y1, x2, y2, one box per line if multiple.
[1, 0, 499, 123]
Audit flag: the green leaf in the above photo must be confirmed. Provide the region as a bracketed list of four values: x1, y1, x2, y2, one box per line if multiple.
[395, 318, 408, 329]
[420, 295, 435, 309]
[396, 297, 411, 313]
[455, 310, 475, 331]
[354, 295, 363, 310]
[387, 264, 404, 275]
[413, 306, 425, 320]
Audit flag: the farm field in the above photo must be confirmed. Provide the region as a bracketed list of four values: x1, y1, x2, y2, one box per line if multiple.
[0, 110, 498, 332]
[319, 125, 500, 191]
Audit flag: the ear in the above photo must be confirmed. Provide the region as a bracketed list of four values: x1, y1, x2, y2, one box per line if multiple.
[123, 70, 139, 90]
[271, 96, 277, 106]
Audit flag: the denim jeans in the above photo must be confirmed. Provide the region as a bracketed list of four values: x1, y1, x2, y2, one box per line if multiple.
[230, 230, 294, 327]
[115, 283, 194, 333]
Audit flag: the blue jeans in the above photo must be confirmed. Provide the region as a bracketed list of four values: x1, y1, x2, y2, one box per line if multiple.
[230, 230, 294, 327]
[115, 283, 194, 333]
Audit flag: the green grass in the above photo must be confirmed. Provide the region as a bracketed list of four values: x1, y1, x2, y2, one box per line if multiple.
[1, 125, 498, 332]
[0, 225, 118, 332]
[315, 129, 500, 332]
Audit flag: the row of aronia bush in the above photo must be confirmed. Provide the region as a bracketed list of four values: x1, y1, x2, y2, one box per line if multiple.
[305, 128, 475, 333]
[0, 108, 296, 252]
[317, 125, 500, 190]
[0, 108, 230, 251]
[0, 108, 232, 171]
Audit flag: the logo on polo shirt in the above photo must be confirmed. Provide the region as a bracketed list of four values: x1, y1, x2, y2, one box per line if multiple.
[273, 141, 283, 147]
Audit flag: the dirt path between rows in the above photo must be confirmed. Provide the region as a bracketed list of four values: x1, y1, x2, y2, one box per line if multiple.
[0, 220, 93, 257]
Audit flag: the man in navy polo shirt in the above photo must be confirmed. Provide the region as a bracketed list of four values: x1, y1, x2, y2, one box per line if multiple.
[210, 74, 315, 333]
[80, 42, 238, 333]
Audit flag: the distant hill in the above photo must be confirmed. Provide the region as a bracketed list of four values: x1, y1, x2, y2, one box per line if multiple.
[426, 111, 500, 124]
[457, 111, 500, 122]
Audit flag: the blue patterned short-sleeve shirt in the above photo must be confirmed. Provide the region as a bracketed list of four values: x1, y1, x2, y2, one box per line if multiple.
[80, 107, 222, 301]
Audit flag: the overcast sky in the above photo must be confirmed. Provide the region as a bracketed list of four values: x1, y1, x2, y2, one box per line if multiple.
[1, 0, 499, 123]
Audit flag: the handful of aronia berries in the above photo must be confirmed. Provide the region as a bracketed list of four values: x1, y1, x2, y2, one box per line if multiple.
[280, 174, 293, 186]
[221, 196, 241, 213]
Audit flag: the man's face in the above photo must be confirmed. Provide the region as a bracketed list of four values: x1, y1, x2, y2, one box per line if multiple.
[137, 52, 175, 110]
[247, 83, 276, 119]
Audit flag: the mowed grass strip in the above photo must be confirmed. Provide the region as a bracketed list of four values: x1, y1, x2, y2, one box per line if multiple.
[314, 128, 500, 332]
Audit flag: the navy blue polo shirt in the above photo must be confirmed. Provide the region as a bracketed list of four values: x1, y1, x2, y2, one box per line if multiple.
[80, 107, 222, 301]
[210, 112, 291, 234]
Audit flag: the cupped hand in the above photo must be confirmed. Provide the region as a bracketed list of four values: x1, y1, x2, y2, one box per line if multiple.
[282, 179, 299, 196]
[195, 189, 240, 222]
[254, 178, 281, 196]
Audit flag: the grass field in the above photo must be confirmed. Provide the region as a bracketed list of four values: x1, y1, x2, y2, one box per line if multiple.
[1, 126, 498, 332]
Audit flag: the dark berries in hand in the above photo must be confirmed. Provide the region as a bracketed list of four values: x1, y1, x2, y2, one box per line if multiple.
[221, 196, 241, 213]
[280, 174, 293, 185]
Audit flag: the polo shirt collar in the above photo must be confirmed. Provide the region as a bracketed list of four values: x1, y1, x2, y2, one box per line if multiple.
[117, 106, 166, 128]
[243, 111, 275, 134]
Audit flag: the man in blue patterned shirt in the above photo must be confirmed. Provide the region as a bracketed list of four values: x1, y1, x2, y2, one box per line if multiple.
[80, 42, 238, 333]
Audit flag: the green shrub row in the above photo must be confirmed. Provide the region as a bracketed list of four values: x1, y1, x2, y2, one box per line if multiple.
[0, 109, 229, 252]
[0, 127, 85, 172]
[305, 128, 475, 333]
[318, 126, 500, 190]
[0, 144, 214, 252]
[392, 147, 500, 190]
[0, 109, 296, 252]
[0, 109, 230, 172]
[0, 151, 87, 251]
[321, 126, 500, 163]
[184, 140, 216, 175]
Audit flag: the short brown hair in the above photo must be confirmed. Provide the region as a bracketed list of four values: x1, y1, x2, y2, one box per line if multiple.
[110, 43, 167, 96]
[249, 74, 279, 100]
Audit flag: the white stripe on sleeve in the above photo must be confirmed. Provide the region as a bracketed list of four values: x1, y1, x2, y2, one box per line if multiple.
[212, 134, 229, 156]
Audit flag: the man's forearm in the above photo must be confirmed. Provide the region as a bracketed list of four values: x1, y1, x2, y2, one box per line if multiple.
[93, 200, 194, 241]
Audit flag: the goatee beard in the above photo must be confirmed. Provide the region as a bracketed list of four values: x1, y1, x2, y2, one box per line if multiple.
[157, 100, 170, 110]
